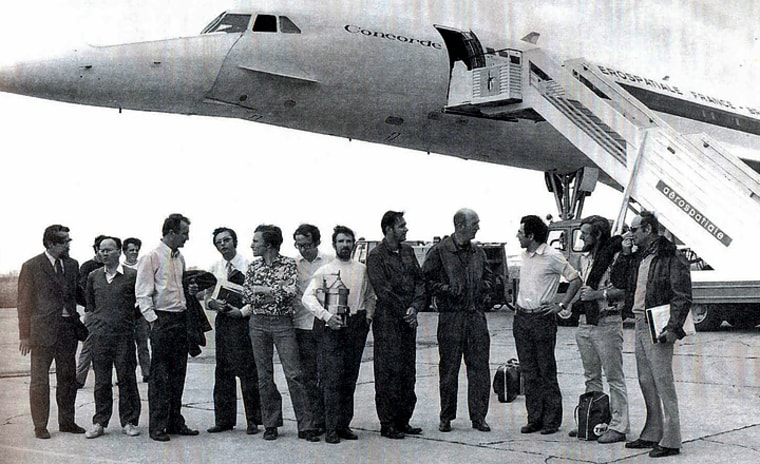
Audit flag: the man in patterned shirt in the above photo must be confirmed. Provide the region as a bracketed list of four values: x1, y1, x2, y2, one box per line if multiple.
[243, 224, 319, 443]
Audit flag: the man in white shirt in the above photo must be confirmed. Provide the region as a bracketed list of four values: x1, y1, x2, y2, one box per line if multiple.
[302, 225, 376, 444]
[205, 227, 262, 435]
[292, 224, 331, 434]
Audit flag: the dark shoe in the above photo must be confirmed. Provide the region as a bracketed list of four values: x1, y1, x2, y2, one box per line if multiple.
[34, 427, 51, 439]
[207, 425, 233, 433]
[401, 424, 422, 435]
[540, 427, 559, 435]
[381, 427, 405, 439]
[169, 425, 199, 436]
[472, 420, 491, 432]
[263, 427, 278, 441]
[325, 431, 340, 444]
[438, 420, 452, 432]
[520, 423, 542, 434]
[59, 423, 86, 434]
[568, 429, 578, 437]
[298, 430, 321, 442]
[598, 430, 627, 444]
[649, 445, 680, 458]
[246, 424, 260, 435]
[150, 431, 170, 442]
[337, 427, 358, 440]
[625, 438, 658, 449]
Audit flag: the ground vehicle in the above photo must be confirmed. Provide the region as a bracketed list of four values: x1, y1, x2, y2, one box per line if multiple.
[353, 238, 512, 310]
[546, 218, 760, 331]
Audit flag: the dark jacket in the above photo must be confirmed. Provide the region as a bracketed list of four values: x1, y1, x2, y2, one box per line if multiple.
[366, 240, 427, 318]
[85, 266, 138, 336]
[17, 253, 83, 346]
[610, 236, 692, 338]
[421, 235, 493, 312]
[183, 270, 215, 357]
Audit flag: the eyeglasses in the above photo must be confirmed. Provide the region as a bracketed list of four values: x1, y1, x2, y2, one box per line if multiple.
[295, 242, 314, 250]
[630, 227, 640, 233]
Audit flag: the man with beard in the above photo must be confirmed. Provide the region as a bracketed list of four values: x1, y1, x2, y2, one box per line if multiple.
[17, 224, 86, 438]
[514, 215, 580, 436]
[422, 208, 494, 434]
[367, 211, 425, 439]
[302, 225, 376, 444]
[205, 227, 262, 435]
[611, 211, 691, 458]
[570, 215, 629, 443]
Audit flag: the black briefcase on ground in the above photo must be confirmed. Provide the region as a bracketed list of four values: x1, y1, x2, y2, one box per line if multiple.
[574, 391, 611, 440]
[493, 358, 521, 403]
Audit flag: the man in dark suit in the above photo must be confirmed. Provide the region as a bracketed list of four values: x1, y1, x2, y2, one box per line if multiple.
[17, 224, 86, 439]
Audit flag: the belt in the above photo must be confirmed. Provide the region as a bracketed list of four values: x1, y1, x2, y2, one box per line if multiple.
[599, 308, 621, 318]
[516, 305, 542, 314]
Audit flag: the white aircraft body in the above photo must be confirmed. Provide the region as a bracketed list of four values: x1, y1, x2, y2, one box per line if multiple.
[1, 7, 759, 187]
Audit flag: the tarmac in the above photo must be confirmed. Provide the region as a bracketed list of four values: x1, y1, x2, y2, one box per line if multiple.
[0, 307, 758, 464]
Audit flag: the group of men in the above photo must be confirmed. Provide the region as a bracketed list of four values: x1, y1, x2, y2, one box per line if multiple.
[17, 208, 691, 458]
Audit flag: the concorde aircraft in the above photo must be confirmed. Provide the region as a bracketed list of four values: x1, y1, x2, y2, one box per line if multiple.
[2, 5, 760, 274]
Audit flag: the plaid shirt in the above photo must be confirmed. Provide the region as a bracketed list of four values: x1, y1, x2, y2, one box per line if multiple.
[243, 254, 298, 317]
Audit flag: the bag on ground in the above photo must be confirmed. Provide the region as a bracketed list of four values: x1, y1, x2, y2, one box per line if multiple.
[492, 358, 521, 403]
[574, 391, 611, 440]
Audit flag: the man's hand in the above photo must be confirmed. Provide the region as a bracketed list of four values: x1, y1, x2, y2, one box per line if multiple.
[325, 315, 342, 330]
[403, 307, 418, 328]
[658, 330, 679, 344]
[538, 303, 562, 316]
[226, 308, 243, 319]
[19, 338, 31, 356]
[579, 286, 601, 302]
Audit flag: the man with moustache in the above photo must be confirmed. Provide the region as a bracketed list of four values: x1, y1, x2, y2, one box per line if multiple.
[367, 211, 425, 439]
[17, 224, 86, 439]
[422, 208, 493, 434]
[514, 215, 581, 436]
[136, 213, 199, 442]
[205, 227, 262, 435]
[302, 226, 376, 444]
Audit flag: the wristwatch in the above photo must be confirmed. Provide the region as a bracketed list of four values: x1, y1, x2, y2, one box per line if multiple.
[558, 302, 566, 310]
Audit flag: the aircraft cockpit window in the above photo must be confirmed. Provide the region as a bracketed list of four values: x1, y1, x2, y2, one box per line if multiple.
[253, 15, 277, 32]
[201, 13, 251, 34]
[279, 16, 302, 34]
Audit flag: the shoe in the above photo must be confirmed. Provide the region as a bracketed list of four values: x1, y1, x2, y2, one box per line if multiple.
[401, 424, 422, 435]
[438, 420, 452, 432]
[325, 431, 340, 444]
[34, 427, 51, 439]
[649, 445, 680, 458]
[298, 430, 321, 442]
[520, 423, 542, 434]
[598, 430, 626, 444]
[59, 423, 86, 434]
[472, 420, 491, 432]
[381, 427, 405, 439]
[122, 424, 140, 437]
[85, 423, 105, 439]
[246, 424, 260, 435]
[169, 425, 199, 436]
[337, 427, 358, 440]
[568, 429, 578, 437]
[150, 431, 170, 442]
[625, 438, 658, 449]
[207, 425, 233, 433]
[263, 427, 278, 441]
[540, 427, 559, 435]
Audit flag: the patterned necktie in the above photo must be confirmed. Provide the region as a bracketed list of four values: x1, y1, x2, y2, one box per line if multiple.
[226, 261, 234, 280]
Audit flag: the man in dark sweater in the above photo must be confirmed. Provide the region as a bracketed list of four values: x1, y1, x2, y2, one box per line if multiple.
[83, 236, 141, 439]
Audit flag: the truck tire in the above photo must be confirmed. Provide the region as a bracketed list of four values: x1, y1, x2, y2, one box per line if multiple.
[691, 304, 723, 331]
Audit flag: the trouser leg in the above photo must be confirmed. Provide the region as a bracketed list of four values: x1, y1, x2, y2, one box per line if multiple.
[437, 312, 464, 422]
[463, 311, 490, 423]
[55, 318, 79, 428]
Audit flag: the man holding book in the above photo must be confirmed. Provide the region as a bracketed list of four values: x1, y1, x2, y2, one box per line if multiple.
[611, 211, 692, 458]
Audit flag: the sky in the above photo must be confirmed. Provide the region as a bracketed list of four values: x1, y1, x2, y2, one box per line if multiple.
[1, 0, 758, 273]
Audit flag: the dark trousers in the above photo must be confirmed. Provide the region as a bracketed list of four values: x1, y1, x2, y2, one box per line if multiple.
[513, 311, 563, 429]
[134, 317, 151, 379]
[148, 311, 189, 434]
[295, 326, 325, 429]
[373, 309, 417, 429]
[213, 315, 261, 427]
[30, 317, 79, 429]
[91, 333, 141, 427]
[317, 313, 369, 432]
[437, 311, 490, 423]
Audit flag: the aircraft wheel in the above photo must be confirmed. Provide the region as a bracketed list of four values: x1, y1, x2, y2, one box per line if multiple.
[691, 304, 723, 331]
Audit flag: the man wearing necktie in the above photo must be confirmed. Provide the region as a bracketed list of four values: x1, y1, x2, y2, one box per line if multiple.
[17, 224, 86, 439]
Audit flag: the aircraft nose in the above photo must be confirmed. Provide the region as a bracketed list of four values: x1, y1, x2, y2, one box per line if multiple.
[0, 52, 80, 101]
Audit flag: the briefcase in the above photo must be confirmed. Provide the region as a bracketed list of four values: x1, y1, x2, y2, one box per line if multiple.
[493, 358, 521, 403]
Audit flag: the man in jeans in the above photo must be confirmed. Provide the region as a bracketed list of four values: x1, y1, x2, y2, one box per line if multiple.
[571, 215, 629, 443]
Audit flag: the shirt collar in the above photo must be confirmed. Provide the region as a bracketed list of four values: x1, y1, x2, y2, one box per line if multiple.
[526, 242, 548, 257]
[104, 264, 124, 276]
[44, 250, 58, 267]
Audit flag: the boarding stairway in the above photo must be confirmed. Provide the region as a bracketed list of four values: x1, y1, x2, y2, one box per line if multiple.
[446, 48, 760, 275]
